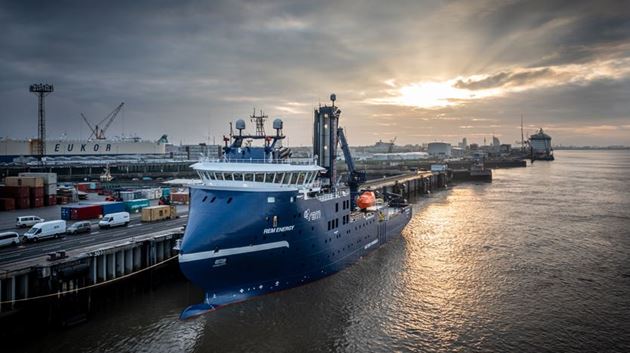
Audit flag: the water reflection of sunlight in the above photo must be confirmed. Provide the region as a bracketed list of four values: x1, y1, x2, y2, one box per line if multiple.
[390, 187, 495, 347]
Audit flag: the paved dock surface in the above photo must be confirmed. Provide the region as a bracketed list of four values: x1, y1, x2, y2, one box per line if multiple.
[0, 207, 188, 268]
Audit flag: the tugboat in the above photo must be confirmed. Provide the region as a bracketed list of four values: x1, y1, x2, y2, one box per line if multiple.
[469, 157, 492, 182]
[178, 95, 412, 319]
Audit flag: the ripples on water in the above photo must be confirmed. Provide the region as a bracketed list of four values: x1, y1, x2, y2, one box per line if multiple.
[17, 151, 630, 352]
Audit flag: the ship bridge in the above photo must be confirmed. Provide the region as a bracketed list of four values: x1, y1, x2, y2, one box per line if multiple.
[191, 158, 324, 190]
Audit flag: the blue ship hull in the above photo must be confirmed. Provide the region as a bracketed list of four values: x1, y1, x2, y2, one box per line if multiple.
[178, 186, 412, 319]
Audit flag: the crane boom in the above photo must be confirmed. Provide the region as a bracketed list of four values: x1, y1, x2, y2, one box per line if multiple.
[96, 102, 125, 139]
[81, 113, 99, 140]
[337, 127, 366, 207]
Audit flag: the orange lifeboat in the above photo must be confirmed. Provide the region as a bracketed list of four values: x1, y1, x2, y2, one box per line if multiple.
[356, 191, 376, 209]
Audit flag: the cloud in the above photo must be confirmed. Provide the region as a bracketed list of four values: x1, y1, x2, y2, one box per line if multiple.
[0, 0, 629, 146]
[454, 68, 558, 90]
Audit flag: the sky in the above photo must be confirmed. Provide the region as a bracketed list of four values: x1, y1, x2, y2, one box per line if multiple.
[1, 0, 629, 147]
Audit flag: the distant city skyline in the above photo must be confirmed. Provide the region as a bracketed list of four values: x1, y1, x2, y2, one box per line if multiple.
[1, 0, 629, 147]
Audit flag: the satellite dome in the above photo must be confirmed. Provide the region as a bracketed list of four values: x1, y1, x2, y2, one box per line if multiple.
[235, 119, 246, 130]
[273, 118, 283, 130]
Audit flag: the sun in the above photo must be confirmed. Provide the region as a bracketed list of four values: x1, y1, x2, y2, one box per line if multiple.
[369, 80, 502, 109]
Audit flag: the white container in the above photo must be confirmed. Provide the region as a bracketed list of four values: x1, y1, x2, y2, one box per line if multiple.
[120, 191, 135, 201]
[45, 183, 57, 196]
[19, 172, 58, 184]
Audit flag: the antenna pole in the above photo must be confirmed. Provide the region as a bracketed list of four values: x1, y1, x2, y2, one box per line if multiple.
[521, 113, 525, 151]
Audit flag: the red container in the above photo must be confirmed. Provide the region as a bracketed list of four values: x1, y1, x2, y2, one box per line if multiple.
[45, 195, 57, 206]
[0, 186, 29, 198]
[16, 197, 30, 209]
[57, 196, 69, 205]
[71, 204, 103, 220]
[29, 186, 44, 198]
[76, 183, 90, 192]
[0, 198, 15, 211]
[31, 197, 44, 208]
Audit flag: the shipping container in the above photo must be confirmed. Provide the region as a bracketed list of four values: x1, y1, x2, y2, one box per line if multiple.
[120, 191, 135, 201]
[18, 172, 57, 184]
[0, 185, 30, 198]
[5, 176, 44, 187]
[170, 192, 189, 205]
[45, 195, 57, 206]
[31, 197, 44, 208]
[161, 187, 171, 197]
[141, 205, 176, 222]
[16, 198, 30, 209]
[45, 183, 57, 196]
[29, 186, 44, 199]
[61, 205, 103, 220]
[124, 199, 150, 213]
[81, 201, 126, 214]
[56, 196, 69, 205]
[0, 198, 16, 211]
[76, 183, 90, 192]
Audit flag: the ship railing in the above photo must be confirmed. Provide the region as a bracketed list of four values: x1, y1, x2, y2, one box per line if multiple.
[315, 190, 348, 201]
[200, 157, 317, 165]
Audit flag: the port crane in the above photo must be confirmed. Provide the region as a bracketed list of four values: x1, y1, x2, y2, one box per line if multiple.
[388, 137, 397, 153]
[81, 102, 125, 140]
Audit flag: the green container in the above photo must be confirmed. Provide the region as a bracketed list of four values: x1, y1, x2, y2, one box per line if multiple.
[161, 187, 171, 197]
[124, 198, 150, 213]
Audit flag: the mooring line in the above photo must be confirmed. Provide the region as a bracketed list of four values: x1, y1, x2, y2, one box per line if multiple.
[0, 254, 179, 305]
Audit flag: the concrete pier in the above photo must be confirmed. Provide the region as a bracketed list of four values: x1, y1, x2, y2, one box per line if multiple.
[0, 228, 183, 315]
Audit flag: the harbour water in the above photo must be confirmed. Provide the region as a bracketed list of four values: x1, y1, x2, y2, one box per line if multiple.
[12, 150, 630, 352]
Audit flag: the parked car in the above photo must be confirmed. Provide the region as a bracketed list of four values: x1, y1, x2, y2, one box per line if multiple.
[16, 216, 45, 228]
[23, 220, 67, 242]
[0, 231, 21, 247]
[66, 221, 92, 235]
[98, 212, 130, 229]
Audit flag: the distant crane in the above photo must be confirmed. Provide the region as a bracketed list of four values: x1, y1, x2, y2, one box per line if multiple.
[388, 137, 397, 153]
[81, 102, 125, 140]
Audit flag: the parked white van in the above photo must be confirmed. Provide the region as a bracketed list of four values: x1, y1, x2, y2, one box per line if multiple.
[23, 220, 66, 242]
[0, 231, 21, 247]
[98, 212, 130, 229]
[16, 216, 45, 228]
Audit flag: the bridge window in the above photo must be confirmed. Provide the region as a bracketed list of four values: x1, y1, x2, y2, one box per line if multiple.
[245, 173, 253, 182]
[255, 173, 264, 182]
[296, 172, 305, 185]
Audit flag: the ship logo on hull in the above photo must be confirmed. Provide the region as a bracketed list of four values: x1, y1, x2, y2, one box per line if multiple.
[303, 209, 322, 221]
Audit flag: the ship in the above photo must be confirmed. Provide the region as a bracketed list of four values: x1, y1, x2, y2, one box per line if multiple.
[178, 95, 412, 319]
[0, 137, 168, 163]
[529, 128, 554, 161]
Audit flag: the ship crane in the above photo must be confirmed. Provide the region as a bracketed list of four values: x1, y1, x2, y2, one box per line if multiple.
[338, 127, 366, 197]
[81, 102, 125, 140]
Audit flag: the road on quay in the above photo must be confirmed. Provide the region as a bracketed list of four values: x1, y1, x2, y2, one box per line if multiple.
[0, 214, 189, 267]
